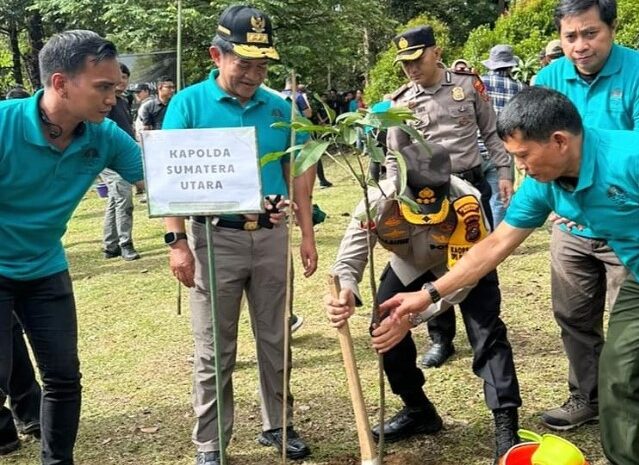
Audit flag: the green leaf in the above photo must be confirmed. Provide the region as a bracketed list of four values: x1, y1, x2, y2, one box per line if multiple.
[365, 137, 386, 163]
[336, 111, 363, 126]
[260, 151, 287, 168]
[390, 148, 408, 197]
[340, 126, 358, 145]
[399, 124, 429, 147]
[397, 194, 421, 214]
[359, 107, 416, 129]
[313, 92, 336, 124]
[271, 121, 292, 129]
[294, 140, 330, 176]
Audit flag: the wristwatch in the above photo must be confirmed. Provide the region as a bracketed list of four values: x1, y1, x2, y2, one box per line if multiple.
[408, 312, 426, 328]
[164, 232, 187, 246]
[421, 281, 441, 304]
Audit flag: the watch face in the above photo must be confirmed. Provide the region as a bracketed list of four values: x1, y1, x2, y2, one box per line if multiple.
[164, 232, 176, 245]
[165, 232, 187, 245]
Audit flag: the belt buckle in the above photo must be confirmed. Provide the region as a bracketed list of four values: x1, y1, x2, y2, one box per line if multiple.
[243, 221, 259, 231]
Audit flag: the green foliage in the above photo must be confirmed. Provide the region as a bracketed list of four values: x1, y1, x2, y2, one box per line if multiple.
[463, 0, 639, 79]
[617, 0, 639, 48]
[387, 0, 503, 46]
[365, 14, 452, 105]
[512, 56, 539, 84]
[463, 0, 557, 76]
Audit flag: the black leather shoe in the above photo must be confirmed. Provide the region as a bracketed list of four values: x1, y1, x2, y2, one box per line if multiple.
[421, 342, 455, 368]
[121, 244, 140, 261]
[104, 247, 120, 259]
[258, 426, 310, 459]
[0, 438, 20, 456]
[493, 407, 520, 465]
[372, 404, 443, 443]
[195, 451, 220, 465]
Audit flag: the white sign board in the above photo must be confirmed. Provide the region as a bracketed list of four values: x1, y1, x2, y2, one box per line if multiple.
[141, 127, 263, 217]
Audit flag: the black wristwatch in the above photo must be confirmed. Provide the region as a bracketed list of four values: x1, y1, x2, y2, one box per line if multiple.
[421, 281, 441, 304]
[164, 232, 187, 246]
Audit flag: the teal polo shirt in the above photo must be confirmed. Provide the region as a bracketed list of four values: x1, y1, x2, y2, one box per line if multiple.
[504, 127, 639, 278]
[535, 44, 639, 238]
[163, 69, 303, 196]
[0, 90, 143, 281]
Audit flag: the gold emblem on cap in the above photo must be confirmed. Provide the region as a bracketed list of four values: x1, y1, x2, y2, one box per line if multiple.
[452, 86, 465, 101]
[417, 187, 436, 204]
[250, 16, 266, 32]
[247, 32, 268, 43]
[398, 37, 409, 49]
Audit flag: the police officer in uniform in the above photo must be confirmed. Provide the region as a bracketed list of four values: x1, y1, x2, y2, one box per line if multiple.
[162, 5, 316, 465]
[325, 142, 521, 464]
[387, 26, 514, 369]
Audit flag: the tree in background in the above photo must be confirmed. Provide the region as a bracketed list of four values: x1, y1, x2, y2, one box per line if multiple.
[463, 0, 639, 82]
[387, 0, 508, 46]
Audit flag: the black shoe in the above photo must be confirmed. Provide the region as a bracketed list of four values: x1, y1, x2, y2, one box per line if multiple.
[0, 438, 20, 456]
[421, 342, 455, 368]
[372, 404, 443, 443]
[290, 314, 304, 334]
[319, 181, 333, 189]
[195, 451, 220, 465]
[258, 426, 310, 460]
[493, 407, 520, 465]
[104, 247, 121, 259]
[121, 244, 140, 261]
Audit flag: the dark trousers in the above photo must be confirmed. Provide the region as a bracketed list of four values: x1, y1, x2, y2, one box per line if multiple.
[316, 159, 331, 185]
[0, 315, 41, 443]
[427, 176, 494, 344]
[377, 266, 521, 410]
[0, 271, 81, 465]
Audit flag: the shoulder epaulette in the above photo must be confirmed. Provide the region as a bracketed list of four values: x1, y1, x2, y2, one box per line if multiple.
[390, 82, 411, 100]
[451, 68, 481, 79]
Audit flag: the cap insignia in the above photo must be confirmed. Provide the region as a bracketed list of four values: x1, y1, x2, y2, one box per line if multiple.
[398, 37, 409, 49]
[416, 187, 436, 204]
[250, 15, 266, 32]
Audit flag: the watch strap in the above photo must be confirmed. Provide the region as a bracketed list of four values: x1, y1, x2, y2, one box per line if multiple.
[421, 281, 441, 304]
[164, 232, 187, 245]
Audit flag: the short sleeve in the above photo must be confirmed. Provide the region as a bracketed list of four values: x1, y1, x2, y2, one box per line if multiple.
[503, 176, 553, 229]
[162, 96, 189, 130]
[106, 125, 143, 183]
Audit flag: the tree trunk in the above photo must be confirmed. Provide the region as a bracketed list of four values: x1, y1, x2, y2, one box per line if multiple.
[8, 19, 23, 85]
[25, 10, 44, 89]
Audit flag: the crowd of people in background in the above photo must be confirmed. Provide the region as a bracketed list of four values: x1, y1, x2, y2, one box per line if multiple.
[2, 1, 639, 465]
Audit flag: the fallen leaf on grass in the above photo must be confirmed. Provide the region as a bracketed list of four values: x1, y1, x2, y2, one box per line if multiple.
[139, 426, 159, 434]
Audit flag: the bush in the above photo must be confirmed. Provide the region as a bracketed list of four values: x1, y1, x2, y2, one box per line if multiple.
[463, 0, 639, 81]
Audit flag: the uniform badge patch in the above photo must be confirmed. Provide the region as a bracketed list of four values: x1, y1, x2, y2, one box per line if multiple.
[451, 86, 465, 101]
[472, 78, 490, 102]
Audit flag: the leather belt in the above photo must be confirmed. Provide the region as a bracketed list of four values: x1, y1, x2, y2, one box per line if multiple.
[454, 165, 484, 186]
[192, 216, 264, 231]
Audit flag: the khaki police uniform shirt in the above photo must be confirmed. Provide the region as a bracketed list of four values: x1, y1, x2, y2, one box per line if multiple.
[387, 69, 513, 181]
[331, 177, 486, 317]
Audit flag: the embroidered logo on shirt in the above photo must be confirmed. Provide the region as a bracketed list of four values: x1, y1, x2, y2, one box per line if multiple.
[607, 185, 627, 205]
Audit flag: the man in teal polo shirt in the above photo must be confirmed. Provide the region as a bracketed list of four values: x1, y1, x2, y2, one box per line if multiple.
[0, 30, 143, 465]
[534, 0, 639, 431]
[379, 87, 639, 465]
[162, 6, 316, 465]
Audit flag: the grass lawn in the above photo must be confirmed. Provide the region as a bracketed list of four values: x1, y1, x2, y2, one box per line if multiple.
[5, 158, 606, 465]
